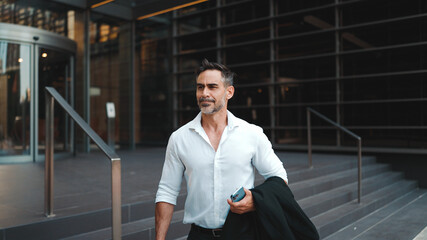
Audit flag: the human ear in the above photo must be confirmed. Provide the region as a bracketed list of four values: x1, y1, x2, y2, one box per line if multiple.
[226, 86, 235, 99]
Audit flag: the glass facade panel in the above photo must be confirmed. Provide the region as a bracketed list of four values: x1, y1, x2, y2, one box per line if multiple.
[177, 1, 216, 16]
[275, 80, 336, 104]
[341, 0, 427, 26]
[277, 0, 334, 14]
[178, 13, 216, 34]
[90, 13, 132, 146]
[135, 14, 172, 143]
[0, 42, 31, 156]
[232, 64, 270, 84]
[342, 102, 425, 127]
[178, 51, 217, 72]
[277, 8, 335, 37]
[223, 21, 269, 45]
[224, 42, 269, 65]
[178, 73, 196, 90]
[341, 18, 427, 51]
[178, 91, 196, 111]
[232, 107, 271, 127]
[0, 0, 70, 36]
[342, 46, 426, 75]
[342, 74, 427, 102]
[222, 0, 269, 25]
[180, 32, 217, 52]
[232, 86, 270, 107]
[178, 109, 200, 126]
[277, 56, 335, 79]
[277, 32, 335, 58]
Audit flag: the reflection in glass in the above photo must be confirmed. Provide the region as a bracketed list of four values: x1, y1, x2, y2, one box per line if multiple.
[38, 47, 72, 153]
[0, 42, 31, 156]
[136, 15, 172, 144]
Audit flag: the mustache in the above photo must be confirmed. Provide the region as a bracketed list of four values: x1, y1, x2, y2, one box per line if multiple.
[198, 97, 215, 103]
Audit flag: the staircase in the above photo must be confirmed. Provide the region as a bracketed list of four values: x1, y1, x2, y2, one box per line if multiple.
[1, 153, 425, 240]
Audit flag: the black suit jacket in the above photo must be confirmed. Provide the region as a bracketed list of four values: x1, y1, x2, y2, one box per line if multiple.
[222, 177, 319, 240]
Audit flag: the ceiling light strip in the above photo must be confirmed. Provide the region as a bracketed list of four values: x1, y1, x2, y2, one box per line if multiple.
[91, 0, 115, 9]
[137, 0, 208, 21]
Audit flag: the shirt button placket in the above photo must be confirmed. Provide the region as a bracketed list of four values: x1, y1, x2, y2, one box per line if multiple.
[214, 147, 221, 227]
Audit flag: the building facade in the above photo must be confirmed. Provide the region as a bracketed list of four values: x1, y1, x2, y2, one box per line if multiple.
[0, 0, 426, 162]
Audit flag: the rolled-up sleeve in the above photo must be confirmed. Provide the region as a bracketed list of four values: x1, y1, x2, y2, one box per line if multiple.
[155, 133, 185, 205]
[252, 127, 288, 183]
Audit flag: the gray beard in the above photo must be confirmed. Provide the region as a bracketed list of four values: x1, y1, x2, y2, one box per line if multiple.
[199, 96, 226, 114]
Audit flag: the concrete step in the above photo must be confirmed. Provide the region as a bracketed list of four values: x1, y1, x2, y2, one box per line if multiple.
[63, 211, 188, 240]
[323, 188, 427, 240]
[290, 163, 390, 200]
[285, 156, 377, 183]
[0, 194, 186, 240]
[63, 158, 392, 240]
[313, 179, 418, 239]
[299, 170, 404, 218]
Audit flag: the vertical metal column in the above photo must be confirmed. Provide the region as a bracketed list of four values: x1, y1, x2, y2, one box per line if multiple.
[335, 0, 342, 147]
[70, 55, 75, 155]
[269, 0, 276, 143]
[32, 43, 39, 162]
[129, 20, 136, 150]
[83, 8, 91, 152]
[357, 139, 362, 203]
[44, 92, 55, 217]
[172, 11, 178, 129]
[216, 0, 222, 63]
[65, 64, 69, 151]
[307, 108, 312, 168]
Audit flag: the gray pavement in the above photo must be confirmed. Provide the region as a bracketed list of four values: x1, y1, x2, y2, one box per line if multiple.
[0, 148, 426, 239]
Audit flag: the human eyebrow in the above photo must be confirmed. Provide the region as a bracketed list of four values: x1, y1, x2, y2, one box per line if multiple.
[207, 83, 219, 88]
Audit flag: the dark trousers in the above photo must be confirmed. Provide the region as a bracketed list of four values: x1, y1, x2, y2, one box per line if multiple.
[188, 223, 256, 240]
[187, 224, 222, 240]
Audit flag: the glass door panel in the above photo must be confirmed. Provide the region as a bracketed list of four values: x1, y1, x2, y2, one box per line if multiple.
[0, 41, 31, 156]
[38, 47, 72, 153]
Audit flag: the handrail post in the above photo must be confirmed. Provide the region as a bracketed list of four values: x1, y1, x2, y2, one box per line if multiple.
[45, 91, 55, 217]
[307, 108, 312, 168]
[45, 87, 121, 239]
[111, 159, 122, 239]
[358, 138, 362, 203]
[307, 107, 362, 204]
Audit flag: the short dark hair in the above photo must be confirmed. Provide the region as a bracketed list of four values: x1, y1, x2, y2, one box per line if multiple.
[196, 59, 235, 86]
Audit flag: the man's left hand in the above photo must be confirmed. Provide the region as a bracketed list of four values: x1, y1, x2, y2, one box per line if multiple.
[227, 188, 255, 214]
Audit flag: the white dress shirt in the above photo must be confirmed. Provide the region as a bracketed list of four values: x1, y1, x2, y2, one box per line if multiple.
[155, 111, 288, 229]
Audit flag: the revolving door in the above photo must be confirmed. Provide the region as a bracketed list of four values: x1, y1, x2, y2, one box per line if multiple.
[0, 23, 76, 162]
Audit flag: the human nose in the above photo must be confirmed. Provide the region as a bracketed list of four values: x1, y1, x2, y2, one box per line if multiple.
[201, 87, 209, 97]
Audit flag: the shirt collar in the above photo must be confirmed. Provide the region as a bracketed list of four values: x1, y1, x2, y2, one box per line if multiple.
[189, 110, 240, 133]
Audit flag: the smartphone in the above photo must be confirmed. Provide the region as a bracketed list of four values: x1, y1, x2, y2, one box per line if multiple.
[230, 187, 246, 202]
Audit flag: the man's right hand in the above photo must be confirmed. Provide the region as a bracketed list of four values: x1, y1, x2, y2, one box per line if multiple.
[155, 202, 175, 240]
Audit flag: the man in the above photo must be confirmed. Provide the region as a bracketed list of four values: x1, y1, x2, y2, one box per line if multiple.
[155, 59, 288, 240]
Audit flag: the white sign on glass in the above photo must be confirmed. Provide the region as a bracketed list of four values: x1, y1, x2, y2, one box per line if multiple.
[106, 102, 115, 118]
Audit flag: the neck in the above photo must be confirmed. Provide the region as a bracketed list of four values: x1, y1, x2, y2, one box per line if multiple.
[201, 108, 228, 131]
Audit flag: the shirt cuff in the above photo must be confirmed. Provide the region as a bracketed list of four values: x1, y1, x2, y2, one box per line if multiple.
[155, 193, 178, 205]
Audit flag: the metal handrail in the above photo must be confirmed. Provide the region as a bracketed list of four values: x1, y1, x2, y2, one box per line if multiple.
[45, 87, 122, 239]
[307, 107, 362, 203]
